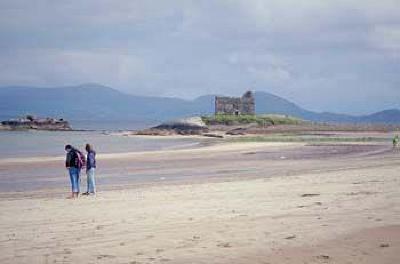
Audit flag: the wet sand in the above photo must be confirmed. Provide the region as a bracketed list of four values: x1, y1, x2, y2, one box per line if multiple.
[0, 139, 399, 263]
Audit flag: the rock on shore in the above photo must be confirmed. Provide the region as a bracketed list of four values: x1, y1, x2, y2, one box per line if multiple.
[1, 115, 71, 130]
[134, 117, 209, 136]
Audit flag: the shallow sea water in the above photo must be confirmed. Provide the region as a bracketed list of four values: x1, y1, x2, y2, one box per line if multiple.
[0, 130, 202, 159]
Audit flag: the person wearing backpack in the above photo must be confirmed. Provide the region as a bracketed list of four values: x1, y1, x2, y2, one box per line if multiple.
[82, 143, 96, 196]
[65, 144, 85, 199]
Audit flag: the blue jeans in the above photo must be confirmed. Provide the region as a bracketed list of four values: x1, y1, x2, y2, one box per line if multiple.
[86, 168, 96, 194]
[68, 167, 80, 193]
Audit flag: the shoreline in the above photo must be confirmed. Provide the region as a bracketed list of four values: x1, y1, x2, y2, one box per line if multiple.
[0, 141, 301, 165]
[0, 138, 395, 193]
[0, 137, 391, 165]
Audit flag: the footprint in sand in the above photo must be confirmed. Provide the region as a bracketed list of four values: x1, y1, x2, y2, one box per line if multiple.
[97, 254, 116, 259]
[301, 193, 320, 197]
[217, 242, 232, 248]
[316, 255, 330, 260]
[347, 191, 377, 196]
[176, 236, 202, 249]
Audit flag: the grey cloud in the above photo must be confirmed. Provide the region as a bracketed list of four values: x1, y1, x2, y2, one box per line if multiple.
[0, 0, 399, 114]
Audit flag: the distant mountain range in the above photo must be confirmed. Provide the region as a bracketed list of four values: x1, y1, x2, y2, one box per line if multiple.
[1, 83, 400, 124]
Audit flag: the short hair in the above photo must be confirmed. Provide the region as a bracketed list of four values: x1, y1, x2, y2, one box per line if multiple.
[65, 144, 72, 151]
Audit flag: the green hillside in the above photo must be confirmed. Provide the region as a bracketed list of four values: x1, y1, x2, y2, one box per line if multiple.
[201, 114, 305, 126]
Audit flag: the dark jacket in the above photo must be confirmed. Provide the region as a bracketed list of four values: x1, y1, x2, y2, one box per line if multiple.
[66, 149, 79, 168]
[86, 151, 96, 169]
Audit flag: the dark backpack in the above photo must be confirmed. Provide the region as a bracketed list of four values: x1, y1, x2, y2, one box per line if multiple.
[75, 150, 86, 169]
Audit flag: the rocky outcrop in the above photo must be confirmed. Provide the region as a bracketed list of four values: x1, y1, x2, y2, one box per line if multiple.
[135, 117, 209, 136]
[1, 115, 71, 130]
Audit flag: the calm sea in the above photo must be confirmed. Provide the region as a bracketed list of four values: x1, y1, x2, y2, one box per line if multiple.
[0, 121, 214, 193]
[0, 123, 202, 159]
[69, 120, 158, 131]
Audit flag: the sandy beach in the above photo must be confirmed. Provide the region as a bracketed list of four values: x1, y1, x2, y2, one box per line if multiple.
[0, 138, 399, 263]
[2, 0, 399, 262]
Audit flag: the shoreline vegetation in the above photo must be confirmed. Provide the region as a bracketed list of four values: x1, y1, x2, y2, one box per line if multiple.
[201, 114, 304, 126]
[126, 114, 400, 145]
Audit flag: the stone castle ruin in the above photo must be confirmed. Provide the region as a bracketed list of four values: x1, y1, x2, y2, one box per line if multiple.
[215, 91, 255, 115]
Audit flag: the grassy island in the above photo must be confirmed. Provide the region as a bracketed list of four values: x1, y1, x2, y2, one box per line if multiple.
[201, 114, 305, 126]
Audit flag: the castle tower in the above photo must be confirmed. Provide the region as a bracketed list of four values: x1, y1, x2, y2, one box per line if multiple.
[240, 91, 255, 115]
[215, 90, 255, 115]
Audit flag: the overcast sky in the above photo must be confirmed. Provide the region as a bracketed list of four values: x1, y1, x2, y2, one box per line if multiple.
[0, 0, 399, 114]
